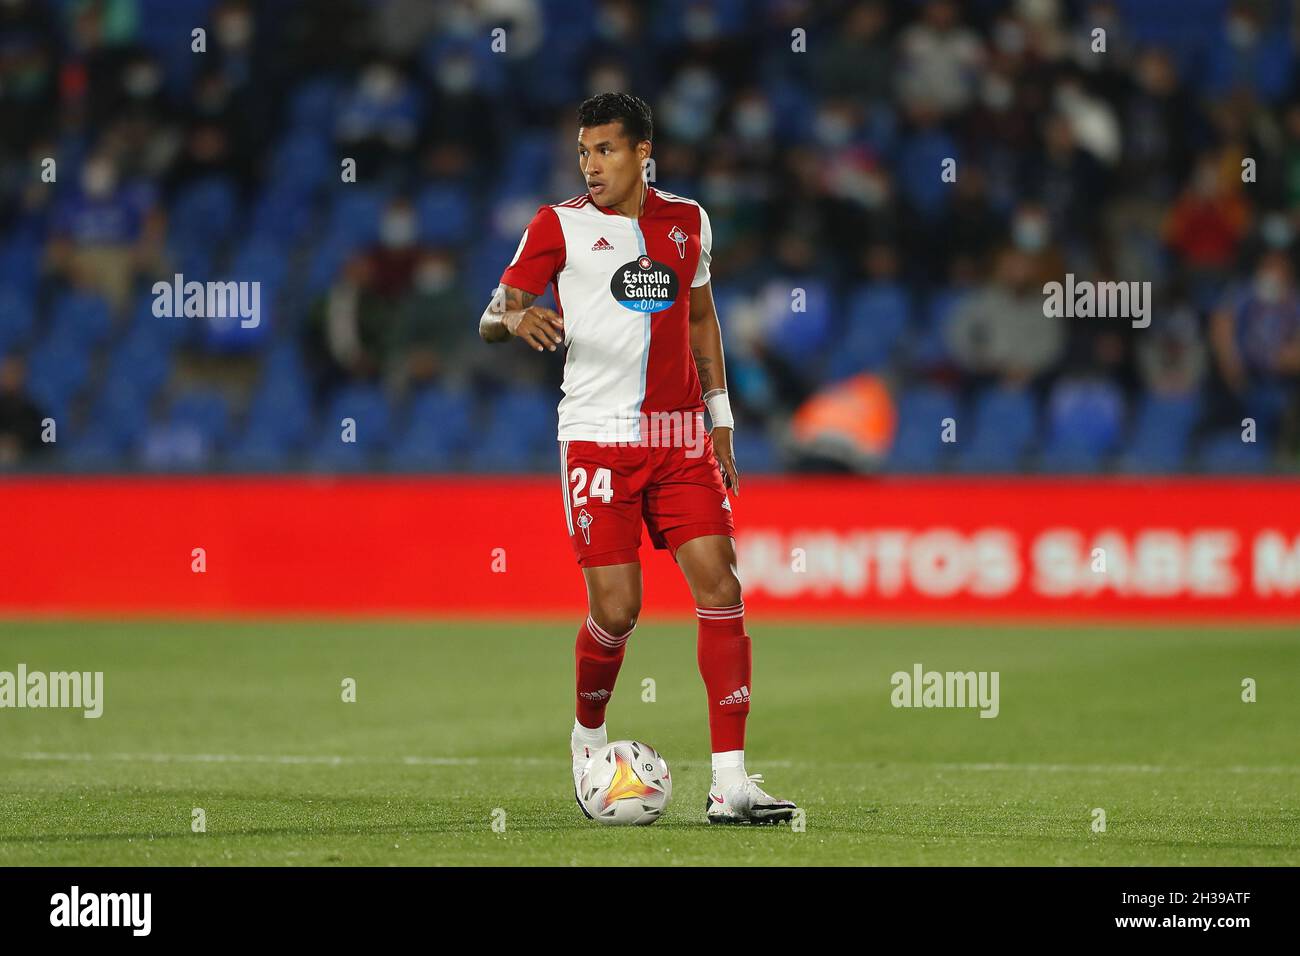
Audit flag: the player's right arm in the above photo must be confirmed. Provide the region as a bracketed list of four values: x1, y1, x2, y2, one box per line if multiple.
[479, 285, 565, 351]
[481, 205, 567, 351]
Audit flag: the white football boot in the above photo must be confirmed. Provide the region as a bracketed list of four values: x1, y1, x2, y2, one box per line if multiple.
[706, 773, 798, 825]
[571, 727, 606, 820]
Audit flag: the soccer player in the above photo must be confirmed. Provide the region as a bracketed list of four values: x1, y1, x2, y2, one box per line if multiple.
[479, 93, 797, 824]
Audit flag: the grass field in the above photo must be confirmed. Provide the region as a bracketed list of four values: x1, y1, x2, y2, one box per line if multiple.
[1, 619, 1297, 866]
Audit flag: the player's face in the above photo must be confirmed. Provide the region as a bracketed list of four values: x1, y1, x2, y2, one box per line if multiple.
[578, 123, 647, 207]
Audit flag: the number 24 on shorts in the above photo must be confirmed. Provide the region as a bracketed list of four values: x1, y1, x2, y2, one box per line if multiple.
[570, 467, 613, 506]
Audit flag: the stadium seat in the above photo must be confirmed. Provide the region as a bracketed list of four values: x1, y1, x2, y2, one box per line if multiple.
[168, 390, 233, 451]
[1197, 431, 1271, 474]
[314, 386, 393, 466]
[1120, 392, 1202, 472]
[324, 187, 389, 250]
[169, 177, 240, 251]
[956, 387, 1039, 473]
[0, 283, 36, 351]
[1039, 379, 1125, 472]
[730, 428, 781, 474]
[886, 385, 959, 473]
[105, 334, 173, 401]
[415, 184, 474, 245]
[26, 337, 92, 411]
[828, 283, 912, 380]
[399, 386, 476, 455]
[85, 379, 155, 455]
[49, 291, 113, 348]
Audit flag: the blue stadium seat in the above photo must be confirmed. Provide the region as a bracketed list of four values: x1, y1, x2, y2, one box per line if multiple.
[231, 239, 290, 298]
[169, 177, 240, 251]
[0, 283, 36, 351]
[87, 379, 155, 454]
[828, 283, 911, 380]
[0, 233, 41, 294]
[886, 385, 959, 472]
[50, 291, 113, 348]
[484, 385, 554, 444]
[730, 428, 780, 474]
[288, 77, 342, 131]
[1198, 431, 1270, 473]
[911, 289, 967, 369]
[169, 390, 233, 449]
[226, 424, 295, 471]
[27, 337, 92, 410]
[1039, 379, 1125, 472]
[956, 387, 1039, 472]
[106, 334, 173, 400]
[269, 133, 334, 197]
[1121, 392, 1202, 472]
[415, 184, 473, 245]
[61, 430, 125, 472]
[129, 288, 192, 348]
[400, 385, 476, 455]
[245, 376, 314, 449]
[319, 384, 393, 453]
[471, 385, 556, 472]
[324, 188, 389, 250]
[248, 184, 314, 245]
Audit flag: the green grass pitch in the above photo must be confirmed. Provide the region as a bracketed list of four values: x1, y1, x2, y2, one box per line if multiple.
[1, 620, 1296, 866]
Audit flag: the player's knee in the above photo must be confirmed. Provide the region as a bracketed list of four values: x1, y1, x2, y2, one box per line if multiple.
[590, 599, 640, 638]
[694, 570, 742, 610]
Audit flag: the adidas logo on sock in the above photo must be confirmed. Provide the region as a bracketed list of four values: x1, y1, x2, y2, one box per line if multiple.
[579, 689, 610, 701]
[591, 237, 614, 251]
[718, 685, 750, 706]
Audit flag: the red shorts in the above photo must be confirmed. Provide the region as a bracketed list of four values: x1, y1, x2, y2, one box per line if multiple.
[559, 431, 735, 567]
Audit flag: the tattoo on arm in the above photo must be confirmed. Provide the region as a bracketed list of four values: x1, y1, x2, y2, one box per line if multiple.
[503, 287, 537, 312]
[481, 285, 538, 342]
[693, 347, 713, 393]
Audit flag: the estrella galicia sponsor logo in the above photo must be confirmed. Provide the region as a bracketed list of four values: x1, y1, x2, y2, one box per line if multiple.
[610, 255, 678, 313]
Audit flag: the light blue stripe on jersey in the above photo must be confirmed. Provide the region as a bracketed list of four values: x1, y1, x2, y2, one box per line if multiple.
[630, 218, 650, 443]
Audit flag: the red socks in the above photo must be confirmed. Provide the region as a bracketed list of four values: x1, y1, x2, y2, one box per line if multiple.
[696, 602, 751, 752]
[576, 605, 751, 753]
[574, 616, 631, 728]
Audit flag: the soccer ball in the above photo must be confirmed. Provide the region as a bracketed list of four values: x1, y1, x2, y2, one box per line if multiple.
[578, 740, 672, 825]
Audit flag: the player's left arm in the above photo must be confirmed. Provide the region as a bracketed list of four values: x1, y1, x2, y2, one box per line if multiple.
[689, 281, 738, 495]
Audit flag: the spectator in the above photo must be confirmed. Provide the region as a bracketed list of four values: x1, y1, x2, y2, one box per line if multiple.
[945, 247, 1065, 387]
[1209, 250, 1300, 452]
[46, 151, 164, 314]
[0, 356, 47, 467]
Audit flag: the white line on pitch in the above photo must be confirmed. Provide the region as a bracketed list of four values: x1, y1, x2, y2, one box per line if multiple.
[5, 752, 1297, 774]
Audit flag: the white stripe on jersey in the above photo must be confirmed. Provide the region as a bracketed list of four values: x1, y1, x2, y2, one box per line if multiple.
[550, 202, 653, 443]
[560, 440, 574, 535]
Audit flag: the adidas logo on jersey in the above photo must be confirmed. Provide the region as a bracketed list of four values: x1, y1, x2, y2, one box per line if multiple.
[591, 237, 615, 251]
[719, 685, 750, 706]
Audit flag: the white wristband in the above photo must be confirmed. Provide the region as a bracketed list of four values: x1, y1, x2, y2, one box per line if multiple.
[704, 389, 734, 430]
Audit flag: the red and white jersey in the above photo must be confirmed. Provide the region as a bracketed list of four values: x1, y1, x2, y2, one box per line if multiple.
[499, 186, 712, 442]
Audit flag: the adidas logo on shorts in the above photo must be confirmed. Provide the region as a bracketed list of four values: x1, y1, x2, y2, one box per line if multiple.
[719, 685, 750, 706]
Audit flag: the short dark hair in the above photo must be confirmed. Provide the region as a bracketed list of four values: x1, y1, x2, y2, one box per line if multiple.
[577, 92, 653, 145]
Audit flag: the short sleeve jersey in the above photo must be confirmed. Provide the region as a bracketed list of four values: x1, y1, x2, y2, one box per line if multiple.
[500, 187, 712, 442]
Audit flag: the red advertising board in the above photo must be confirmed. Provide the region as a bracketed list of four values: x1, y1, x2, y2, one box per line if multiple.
[1, 477, 1297, 620]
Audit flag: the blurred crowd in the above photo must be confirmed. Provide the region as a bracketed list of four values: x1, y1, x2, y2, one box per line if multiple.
[1, 0, 1299, 473]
